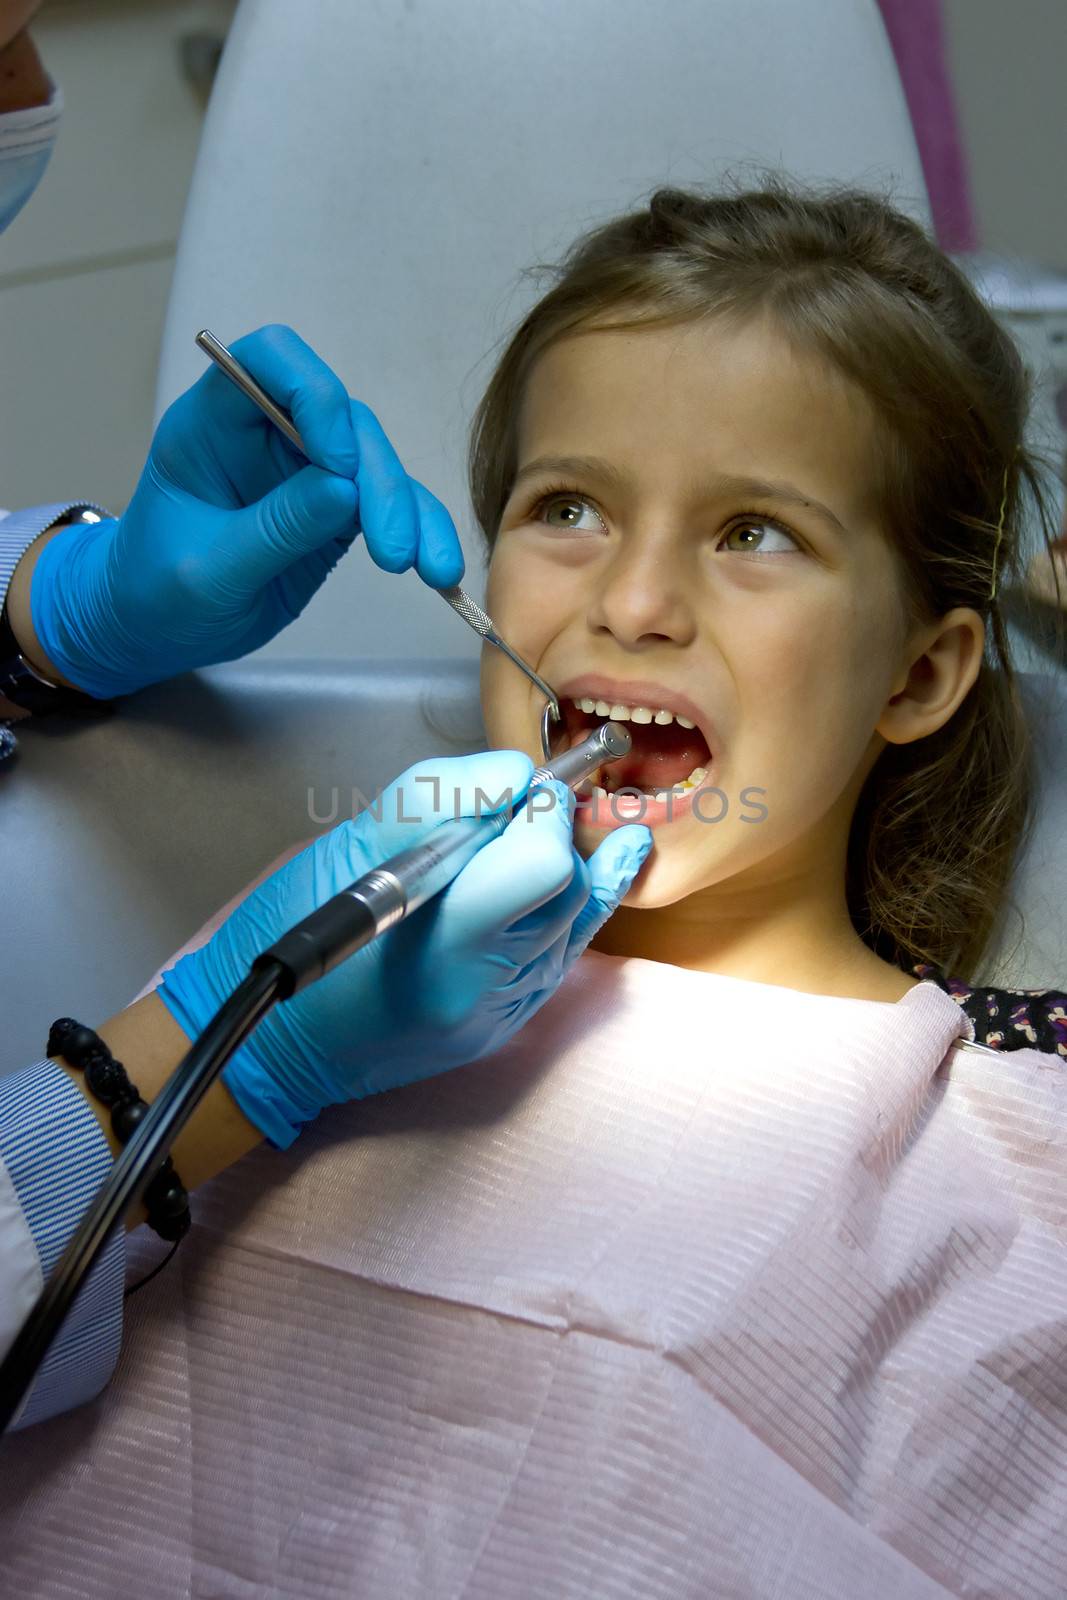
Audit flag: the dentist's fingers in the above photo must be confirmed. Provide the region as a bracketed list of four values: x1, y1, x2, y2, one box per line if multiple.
[408, 476, 466, 589]
[346, 397, 425, 575]
[346, 406, 465, 583]
[431, 779, 579, 945]
[478, 823, 652, 1008]
[191, 326, 466, 588]
[226, 466, 359, 586]
[225, 325, 359, 475]
[562, 824, 652, 966]
[493, 846, 591, 944]
[348, 750, 535, 860]
[481, 822, 652, 995]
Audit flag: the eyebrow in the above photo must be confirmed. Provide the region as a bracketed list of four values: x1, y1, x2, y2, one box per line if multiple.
[510, 453, 850, 539]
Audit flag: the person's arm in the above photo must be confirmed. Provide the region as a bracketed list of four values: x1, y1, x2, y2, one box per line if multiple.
[0, 843, 273, 1435]
[5, 325, 467, 724]
[0, 995, 264, 1434]
[4, 520, 86, 691]
[2, 749, 651, 1431]
[25, 324, 467, 706]
[0, 1056, 126, 1431]
[58, 991, 266, 1218]
[0, 505, 109, 722]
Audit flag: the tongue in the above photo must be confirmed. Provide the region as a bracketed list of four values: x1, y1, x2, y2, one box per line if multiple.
[605, 720, 710, 791]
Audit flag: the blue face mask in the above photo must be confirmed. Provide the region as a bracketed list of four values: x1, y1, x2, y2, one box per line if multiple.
[0, 84, 61, 235]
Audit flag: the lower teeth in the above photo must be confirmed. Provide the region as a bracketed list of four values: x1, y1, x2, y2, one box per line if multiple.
[591, 764, 709, 802]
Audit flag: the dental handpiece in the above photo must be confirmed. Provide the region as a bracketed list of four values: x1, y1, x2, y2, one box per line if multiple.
[257, 721, 631, 995]
[194, 330, 562, 754]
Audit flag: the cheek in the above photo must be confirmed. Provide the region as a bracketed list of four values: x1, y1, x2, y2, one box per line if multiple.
[481, 555, 524, 728]
[483, 547, 506, 616]
[484, 540, 573, 685]
[479, 650, 511, 743]
[484, 540, 533, 630]
[486, 531, 594, 635]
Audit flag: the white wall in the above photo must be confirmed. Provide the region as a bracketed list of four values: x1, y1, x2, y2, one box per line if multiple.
[945, 0, 1067, 271]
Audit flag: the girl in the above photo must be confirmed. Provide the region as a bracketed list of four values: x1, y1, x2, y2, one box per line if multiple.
[471, 177, 1066, 1031]
[5, 179, 1066, 1600]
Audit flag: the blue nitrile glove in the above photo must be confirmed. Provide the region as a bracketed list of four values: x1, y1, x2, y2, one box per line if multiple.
[157, 751, 652, 1149]
[30, 324, 465, 699]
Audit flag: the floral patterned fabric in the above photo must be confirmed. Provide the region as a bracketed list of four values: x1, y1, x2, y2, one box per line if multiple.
[912, 962, 1067, 1061]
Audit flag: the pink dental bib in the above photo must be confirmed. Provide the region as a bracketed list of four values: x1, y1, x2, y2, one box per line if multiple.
[4, 953, 1066, 1599]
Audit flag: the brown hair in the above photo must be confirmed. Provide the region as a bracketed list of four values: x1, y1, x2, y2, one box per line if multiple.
[466, 174, 1066, 983]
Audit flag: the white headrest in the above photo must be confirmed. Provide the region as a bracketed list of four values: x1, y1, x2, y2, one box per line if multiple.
[157, 0, 928, 662]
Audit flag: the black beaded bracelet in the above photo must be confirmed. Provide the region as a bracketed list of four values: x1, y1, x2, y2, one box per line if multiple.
[47, 1017, 192, 1246]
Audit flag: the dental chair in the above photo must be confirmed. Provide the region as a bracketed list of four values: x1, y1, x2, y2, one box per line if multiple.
[5, 0, 1065, 1073]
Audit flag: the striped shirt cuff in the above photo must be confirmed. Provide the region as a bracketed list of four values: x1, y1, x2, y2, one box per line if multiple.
[0, 1058, 125, 1430]
[0, 502, 108, 619]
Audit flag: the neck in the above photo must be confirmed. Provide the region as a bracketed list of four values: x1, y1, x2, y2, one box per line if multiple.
[589, 871, 916, 1004]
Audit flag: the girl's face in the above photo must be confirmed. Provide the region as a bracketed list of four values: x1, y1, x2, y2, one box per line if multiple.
[480, 314, 976, 972]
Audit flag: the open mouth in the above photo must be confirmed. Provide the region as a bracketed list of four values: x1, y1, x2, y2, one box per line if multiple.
[551, 694, 715, 802]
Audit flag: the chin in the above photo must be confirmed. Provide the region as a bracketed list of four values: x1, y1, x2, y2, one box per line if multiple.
[574, 827, 696, 909]
[615, 877, 664, 910]
[621, 866, 696, 909]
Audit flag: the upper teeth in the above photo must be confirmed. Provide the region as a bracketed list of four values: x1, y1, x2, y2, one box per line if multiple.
[573, 697, 695, 729]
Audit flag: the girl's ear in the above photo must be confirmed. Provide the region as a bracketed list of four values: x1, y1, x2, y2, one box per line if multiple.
[876, 607, 986, 746]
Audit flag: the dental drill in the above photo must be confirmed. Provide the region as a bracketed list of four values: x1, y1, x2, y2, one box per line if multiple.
[264, 720, 630, 990]
[194, 331, 563, 757]
[0, 721, 630, 1430]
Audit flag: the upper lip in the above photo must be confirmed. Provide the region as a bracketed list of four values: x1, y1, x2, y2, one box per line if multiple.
[553, 673, 719, 757]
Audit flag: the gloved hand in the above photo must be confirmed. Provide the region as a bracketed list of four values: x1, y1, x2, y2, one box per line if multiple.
[157, 750, 652, 1149]
[29, 324, 465, 699]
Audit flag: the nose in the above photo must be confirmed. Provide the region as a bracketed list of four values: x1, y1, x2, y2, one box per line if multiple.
[585, 535, 697, 649]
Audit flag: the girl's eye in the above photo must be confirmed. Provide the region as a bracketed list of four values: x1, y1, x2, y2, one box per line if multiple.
[527, 486, 603, 533]
[524, 483, 802, 555]
[719, 516, 801, 556]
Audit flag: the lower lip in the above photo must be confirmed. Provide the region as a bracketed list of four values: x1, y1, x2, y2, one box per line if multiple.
[572, 768, 719, 830]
